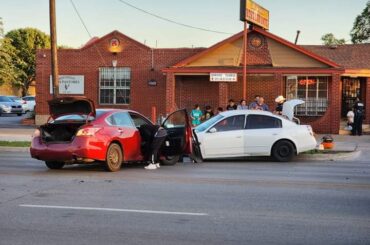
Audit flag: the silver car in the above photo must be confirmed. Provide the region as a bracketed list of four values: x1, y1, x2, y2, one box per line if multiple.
[0, 96, 23, 116]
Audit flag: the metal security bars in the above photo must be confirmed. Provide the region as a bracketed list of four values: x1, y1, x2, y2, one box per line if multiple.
[99, 67, 131, 105]
[285, 76, 329, 116]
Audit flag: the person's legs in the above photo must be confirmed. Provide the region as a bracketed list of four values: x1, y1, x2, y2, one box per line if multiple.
[351, 119, 357, 136]
[358, 116, 363, 136]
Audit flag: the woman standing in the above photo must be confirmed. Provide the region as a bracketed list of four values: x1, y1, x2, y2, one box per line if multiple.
[237, 99, 248, 110]
[191, 104, 203, 127]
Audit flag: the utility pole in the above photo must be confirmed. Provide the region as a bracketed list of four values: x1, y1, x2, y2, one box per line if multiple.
[50, 0, 59, 97]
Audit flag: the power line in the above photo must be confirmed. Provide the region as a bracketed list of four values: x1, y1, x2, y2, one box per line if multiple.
[116, 0, 233, 35]
[70, 0, 107, 66]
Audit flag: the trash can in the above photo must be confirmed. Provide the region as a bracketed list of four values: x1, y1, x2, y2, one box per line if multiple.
[321, 135, 334, 149]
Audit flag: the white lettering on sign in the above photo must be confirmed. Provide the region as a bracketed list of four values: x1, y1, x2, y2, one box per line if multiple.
[210, 73, 238, 82]
[50, 75, 84, 94]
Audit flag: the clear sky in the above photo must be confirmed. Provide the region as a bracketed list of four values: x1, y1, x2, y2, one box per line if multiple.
[1, 0, 368, 48]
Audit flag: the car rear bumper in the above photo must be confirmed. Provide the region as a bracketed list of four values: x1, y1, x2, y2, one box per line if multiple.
[30, 136, 107, 162]
[297, 136, 317, 153]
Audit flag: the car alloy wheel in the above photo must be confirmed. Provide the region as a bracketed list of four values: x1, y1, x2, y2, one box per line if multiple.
[272, 140, 295, 162]
[105, 143, 123, 172]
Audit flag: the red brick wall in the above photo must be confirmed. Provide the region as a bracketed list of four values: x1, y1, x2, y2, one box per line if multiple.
[299, 74, 341, 134]
[365, 77, 370, 124]
[243, 33, 272, 66]
[36, 32, 202, 120]
[174, 76, 219, 112]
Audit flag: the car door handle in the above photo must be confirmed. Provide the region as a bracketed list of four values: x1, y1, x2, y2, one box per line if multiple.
[118, 128, 124, 134]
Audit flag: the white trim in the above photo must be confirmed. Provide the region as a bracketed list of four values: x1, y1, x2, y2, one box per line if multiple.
[19, 204, 208, 216]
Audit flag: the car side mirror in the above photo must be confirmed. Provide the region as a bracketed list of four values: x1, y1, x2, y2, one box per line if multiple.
[209, 127, 217, 133]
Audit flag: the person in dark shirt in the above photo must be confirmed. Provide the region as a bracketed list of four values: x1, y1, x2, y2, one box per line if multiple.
[352, 97, 364, 136]
[203, 105, 214, 121]
[274, 95, 286, 115]
[216, 107, 223, 115]
[226, 99, 237, 110]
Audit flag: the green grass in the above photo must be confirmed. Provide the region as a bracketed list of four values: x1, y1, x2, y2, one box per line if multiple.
[0, 141, 31, 147]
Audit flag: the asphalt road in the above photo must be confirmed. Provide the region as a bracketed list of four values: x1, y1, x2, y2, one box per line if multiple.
[0, 152, 370, 245]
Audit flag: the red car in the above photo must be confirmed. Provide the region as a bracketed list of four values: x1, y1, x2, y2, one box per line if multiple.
[30, 97, 199, 171]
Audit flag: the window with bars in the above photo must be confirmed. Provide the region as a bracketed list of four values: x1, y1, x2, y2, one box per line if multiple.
[285, 76, 329, 116]
[99, 67, 131, 105]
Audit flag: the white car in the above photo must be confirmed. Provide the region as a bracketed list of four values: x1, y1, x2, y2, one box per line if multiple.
[193, 100, 317, 162]
[8, 96, 28, 113]
[22, 96, 36, 111]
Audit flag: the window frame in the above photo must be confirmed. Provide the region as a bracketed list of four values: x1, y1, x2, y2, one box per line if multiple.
[245, 114, 282, 130]
[99, 67, 131, 105]
[211, 115, 246, 132]
[285, 75, 329, 116]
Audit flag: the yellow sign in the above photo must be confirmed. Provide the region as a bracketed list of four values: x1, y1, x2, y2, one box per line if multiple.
[240, 0, 269, 30]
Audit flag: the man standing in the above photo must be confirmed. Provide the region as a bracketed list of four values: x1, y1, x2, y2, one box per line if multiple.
[255, 97, 270, 111]
[249, 95, 260, 109]
[352, 97, 364, 136]
[226, 99, 237, 110]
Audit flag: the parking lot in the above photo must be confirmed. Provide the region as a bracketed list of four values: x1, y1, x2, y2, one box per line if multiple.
[1, 151, 369, 245]
[0, 113, 33, 128]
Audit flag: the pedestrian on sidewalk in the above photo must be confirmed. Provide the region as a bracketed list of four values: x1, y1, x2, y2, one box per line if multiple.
[352, 97, 364, 136]
[191, 104, 203, 127]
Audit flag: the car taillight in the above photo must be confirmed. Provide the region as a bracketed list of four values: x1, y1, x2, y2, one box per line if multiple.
[32, 129, 41, 138]
[76, 127, 101, 137]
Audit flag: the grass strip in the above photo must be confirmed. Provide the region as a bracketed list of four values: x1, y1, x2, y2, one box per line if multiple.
[0, 141, 31, 147]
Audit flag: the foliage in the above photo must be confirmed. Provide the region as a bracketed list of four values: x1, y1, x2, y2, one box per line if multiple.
[351, 1, 370, 44]
[4, 28, 50, 96]
[0, 38, 23, 86]
[321, 33, 346, 46]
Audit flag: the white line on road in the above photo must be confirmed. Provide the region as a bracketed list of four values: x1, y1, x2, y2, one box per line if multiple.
[19, 204, 208, 216]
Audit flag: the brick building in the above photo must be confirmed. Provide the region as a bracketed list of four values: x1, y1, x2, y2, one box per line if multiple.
[35, 26, 370, 134]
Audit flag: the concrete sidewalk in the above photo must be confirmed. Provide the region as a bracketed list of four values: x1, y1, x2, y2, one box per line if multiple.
[0, 128, 34, 141]
[0, 127, 369, 158]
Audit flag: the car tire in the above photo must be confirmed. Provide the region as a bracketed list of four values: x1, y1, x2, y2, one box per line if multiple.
[45, 161, 65, 169]
[104, 143, 123, 172]
[271, 140, 295, 162]
[160, 155, 180, 166]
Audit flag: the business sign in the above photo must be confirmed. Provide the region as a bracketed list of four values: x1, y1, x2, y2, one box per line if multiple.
[50, 75, 84, 94]
[240, 0, 269, 30]
[210, 73, 238, 82]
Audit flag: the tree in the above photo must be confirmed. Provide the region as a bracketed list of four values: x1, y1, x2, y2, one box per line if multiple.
[5, 28, 50, 96]
[351, 1, 370, 44]
[321, 33, 346, 46]
[0, 38, 23, 86]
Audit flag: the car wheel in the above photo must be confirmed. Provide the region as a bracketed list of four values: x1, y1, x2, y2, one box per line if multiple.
[160, 155, 180, 166]
[45, 161, 65, 169]
[105, 143, 123, 172]
[271, 140, 295, 162]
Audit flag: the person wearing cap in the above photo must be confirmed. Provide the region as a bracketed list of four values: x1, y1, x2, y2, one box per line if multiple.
[274, 95, 286, 115]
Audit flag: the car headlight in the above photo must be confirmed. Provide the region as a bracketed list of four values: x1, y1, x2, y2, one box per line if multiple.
[0, 105, 10, 109]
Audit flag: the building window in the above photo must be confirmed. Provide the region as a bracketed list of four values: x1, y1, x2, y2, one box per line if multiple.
[285, 76, 328, 116]
[99, 67, 131, 105]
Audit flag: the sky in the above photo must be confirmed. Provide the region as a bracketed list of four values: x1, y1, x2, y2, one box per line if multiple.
[1, 0, 368, 48]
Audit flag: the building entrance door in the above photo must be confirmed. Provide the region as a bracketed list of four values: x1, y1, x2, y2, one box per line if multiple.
[342, 78, 362, 117]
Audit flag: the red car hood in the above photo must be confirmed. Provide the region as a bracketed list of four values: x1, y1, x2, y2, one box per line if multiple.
[48, 96, 96, 118]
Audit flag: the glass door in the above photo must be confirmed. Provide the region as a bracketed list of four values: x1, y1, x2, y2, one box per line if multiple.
[342, 78, 361, 117]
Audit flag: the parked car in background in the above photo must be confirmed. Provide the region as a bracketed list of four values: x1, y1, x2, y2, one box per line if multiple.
[193, 100, 317, 162]
[0, 96, 23, 116]
[22, 96, 36, 111]
[8, 96, 29, 113]
[30, 97, 193, 171]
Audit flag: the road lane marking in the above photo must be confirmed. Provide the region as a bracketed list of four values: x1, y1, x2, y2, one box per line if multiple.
[19, 204, 208, 216]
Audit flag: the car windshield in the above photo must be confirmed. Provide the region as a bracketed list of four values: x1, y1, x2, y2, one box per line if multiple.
[0, 96, 13, 102]
[195, 114, 224, 133]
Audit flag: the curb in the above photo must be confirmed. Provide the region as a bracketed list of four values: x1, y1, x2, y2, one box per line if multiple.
[297, 150, 360, 161]
[0, 146, 30, 153]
